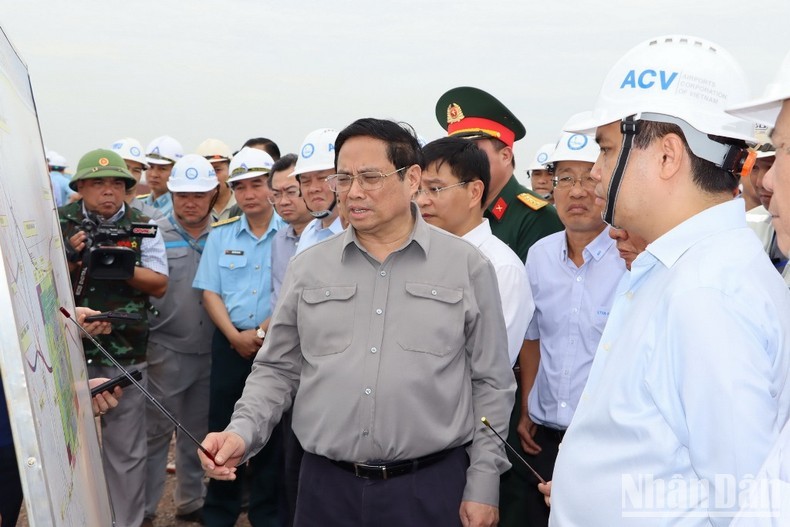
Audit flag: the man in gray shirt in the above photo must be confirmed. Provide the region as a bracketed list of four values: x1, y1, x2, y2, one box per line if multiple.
[200, 118, 516, 527]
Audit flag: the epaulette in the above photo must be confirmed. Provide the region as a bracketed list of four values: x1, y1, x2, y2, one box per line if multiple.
[136, 193, 151, 199]
[517, 192, 550, 211]
[211, 215, 241, 228]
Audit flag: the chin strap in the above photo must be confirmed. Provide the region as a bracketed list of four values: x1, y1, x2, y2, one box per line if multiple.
[308, 195, 336, 219]
[604, 115, 639, 227]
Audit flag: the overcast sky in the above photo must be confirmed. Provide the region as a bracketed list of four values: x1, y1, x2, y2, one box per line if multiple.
[1, 0, 788, 185]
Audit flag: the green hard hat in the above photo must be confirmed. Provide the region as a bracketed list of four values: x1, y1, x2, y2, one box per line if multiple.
[69, 149, 137, 191]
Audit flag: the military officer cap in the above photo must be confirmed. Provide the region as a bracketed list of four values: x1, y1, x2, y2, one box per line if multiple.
[435, 86, 526, 148]
[69, 149, 137, 191]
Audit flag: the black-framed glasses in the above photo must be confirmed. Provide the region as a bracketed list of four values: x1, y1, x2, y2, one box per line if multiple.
[267, 188, 301, 204]
[553, 175, 596, 190]
[414, 181, 468, 199]
[327, 167, 408, 193]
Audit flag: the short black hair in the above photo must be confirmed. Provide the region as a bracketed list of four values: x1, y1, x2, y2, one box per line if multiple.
[422, 137, 490, 207]
[241, 137, 281, 161]
[633, 120, 742, 194]
[267, 153, 298, 189]
[334, 118, 424, 178]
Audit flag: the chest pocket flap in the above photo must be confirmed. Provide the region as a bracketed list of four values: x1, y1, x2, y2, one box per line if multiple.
[302, 285, 357, 304]
[404, 282, 463, 304]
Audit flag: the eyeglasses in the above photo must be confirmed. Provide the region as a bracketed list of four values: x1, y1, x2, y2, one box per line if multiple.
[267, 188, 301, 204]
[327, 167, 408, 193]
[553, 175, 597, 190]
[414, 181, 468, 199]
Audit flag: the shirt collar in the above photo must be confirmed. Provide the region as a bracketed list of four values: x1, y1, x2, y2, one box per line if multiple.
[560, 226, 614, 263]
[646, 199, 745, 269]
[342, 202, 429, 261]
[461, 218, 491, 248]
[236, 212, 281, 240]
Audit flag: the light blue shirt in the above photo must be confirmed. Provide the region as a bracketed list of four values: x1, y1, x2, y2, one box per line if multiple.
[193, 213, 282, 330]
[525, 227, 625, 429]
[551, 200, 790, 526]
[141, 192, 174, 218]
[50, 170, 74, 207]
[270, 224, 300, 311]
[294, 215, 344, 254]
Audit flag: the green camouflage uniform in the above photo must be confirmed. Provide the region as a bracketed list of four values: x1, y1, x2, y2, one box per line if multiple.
[59, 201, 151, 366]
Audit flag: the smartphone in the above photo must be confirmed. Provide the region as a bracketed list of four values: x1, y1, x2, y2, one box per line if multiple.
[90, 369, 143, 397]
[84, 311, 142, 323]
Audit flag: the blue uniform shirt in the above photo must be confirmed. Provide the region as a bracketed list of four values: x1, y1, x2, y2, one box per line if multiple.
[294, 215, 344, 254]
[140, 192, 174, 218]
[193, 213, 282, 330]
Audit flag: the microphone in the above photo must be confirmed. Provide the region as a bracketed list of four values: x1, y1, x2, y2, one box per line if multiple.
[481, 416, 546, 484]
[60, 307, 215, 463]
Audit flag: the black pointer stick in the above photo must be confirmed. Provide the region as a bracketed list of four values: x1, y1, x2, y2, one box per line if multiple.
[481, 416, 546, 484]
[60, 307, 216, 463]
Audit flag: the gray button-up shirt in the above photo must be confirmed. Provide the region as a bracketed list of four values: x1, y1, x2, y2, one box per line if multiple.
[227, 207, 516, 506]
[270, 224, 300, 311]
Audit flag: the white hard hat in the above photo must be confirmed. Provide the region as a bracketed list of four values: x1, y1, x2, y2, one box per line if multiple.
[227, 147, 275, 185]
[195, 138, 232, 164]
[167, 154, 219, 193]
[526, 143, 556, 172]
[146, 135, 184, 165]
[110, 137, 149, 168]
[566, 35, 755, 151]
[47, 151, 68, 168]
[727, 49, 790, 127]
[289, 128, 338, 178]
[549, 112, 601, 165]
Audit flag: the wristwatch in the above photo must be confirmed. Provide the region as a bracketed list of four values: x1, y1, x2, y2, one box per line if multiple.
[256, 327, 266, 339]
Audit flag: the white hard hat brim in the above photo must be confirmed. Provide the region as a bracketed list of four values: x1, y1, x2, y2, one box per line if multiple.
[726, 94, 788, 128]
[227, 170, 270, 184]
[289, 161, 335, 178]
[167, 181, 219, 193]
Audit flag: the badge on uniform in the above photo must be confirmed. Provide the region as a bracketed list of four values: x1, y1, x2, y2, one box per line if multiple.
[224, 249, 244, 255]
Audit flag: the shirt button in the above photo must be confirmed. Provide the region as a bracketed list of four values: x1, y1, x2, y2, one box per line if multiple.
[603, 343, 611, 351]
[325, 290, 331, 297]
[362, 429, 369, 436]
[364, 388, 372, 395]
[375, 309, 383, 315]
[230, 263, 235, 269]
[255, 265, 260, 270]
[560, 402, 567, 408]
[431, 290, 437, 296]
[370, 347, 377, 354]
[252, 289, 257, 295]
[380, 271, 386, 277]
[626, 291, 634, 300]
[576, 276, 582, 282]
[248, 314, 253, 319]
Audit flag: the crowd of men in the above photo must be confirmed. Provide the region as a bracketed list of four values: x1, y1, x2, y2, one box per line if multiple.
[17, 33, 790, 527]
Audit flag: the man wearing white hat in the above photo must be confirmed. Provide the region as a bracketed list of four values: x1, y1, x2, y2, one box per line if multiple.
[47, 151, 74, 206]
[143, 155, 219, 525]
[548, 36, 790, 526]
[526, 143, 556, 203]
[291, 128, 345, 253]
[193, 146, 284, 526]
[726, 49, 790, 525]
[140, 135, 183, 218]
[515, 120, 625, 527]
[195, 138, 239, 222]
[109, 137, 161, 220]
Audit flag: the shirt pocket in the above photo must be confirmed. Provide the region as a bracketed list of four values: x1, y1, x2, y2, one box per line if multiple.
[298, 285, 356, 356]
[398, 282, 464, 357]
[167, 247, 190, 281]
[218, 253, 248, 292]
[590, 305, 610, 342]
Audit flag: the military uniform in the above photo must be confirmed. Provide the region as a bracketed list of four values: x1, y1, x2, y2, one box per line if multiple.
[435, 87, 564, 527]
[192, 212, 284, 526]
[485, 176, 563, 262]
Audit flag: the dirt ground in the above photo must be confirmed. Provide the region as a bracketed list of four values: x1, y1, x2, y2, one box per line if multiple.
[16, 435, 253, 527]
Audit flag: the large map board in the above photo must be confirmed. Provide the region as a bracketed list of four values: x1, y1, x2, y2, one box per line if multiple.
[0, 26, 113, 526]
